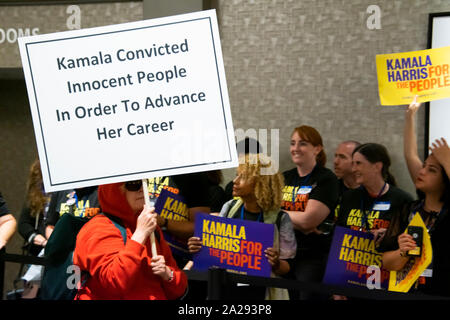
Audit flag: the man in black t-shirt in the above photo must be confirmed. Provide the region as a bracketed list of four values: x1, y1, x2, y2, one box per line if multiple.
[333, 140, 361, 221]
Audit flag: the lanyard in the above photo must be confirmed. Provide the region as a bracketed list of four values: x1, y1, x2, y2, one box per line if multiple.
[291, 172, 312, 205]
[359, 182, 386, 232]
[240, 205, 262, 222]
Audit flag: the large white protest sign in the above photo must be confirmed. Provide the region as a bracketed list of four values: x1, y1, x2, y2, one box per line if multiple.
[18, 10, 238, 192]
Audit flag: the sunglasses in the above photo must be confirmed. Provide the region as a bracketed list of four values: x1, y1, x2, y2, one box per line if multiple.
[124, 180, 142, 192]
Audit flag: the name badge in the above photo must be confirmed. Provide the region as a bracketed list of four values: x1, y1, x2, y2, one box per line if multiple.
[373, 201, 390, 211]
[421, 269, 433, 278]
[298, 186, 312, 195]
[421, 262, 433, 278]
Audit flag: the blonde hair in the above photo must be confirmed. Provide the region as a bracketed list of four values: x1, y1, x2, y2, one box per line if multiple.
[238, 153, 284, 212]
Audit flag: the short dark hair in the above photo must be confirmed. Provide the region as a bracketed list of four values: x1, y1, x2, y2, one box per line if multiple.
[236, 137, 263, 155]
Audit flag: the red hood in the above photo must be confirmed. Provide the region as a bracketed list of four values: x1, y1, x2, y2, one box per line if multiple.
[98, 183, 137, 230]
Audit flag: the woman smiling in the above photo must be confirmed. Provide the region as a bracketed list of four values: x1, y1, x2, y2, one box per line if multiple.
[281, 125, 339, 300]
[336, 143, 413, 240]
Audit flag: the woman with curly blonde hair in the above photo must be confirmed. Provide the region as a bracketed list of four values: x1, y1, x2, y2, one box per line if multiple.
[188, 153, 297, 299]
[236, 153, 284, 212]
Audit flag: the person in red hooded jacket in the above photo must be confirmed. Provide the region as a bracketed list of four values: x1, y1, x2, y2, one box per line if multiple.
[73, 180, 188, 300]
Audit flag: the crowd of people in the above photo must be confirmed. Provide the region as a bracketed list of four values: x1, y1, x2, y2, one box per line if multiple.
[0, 97, 449, 300]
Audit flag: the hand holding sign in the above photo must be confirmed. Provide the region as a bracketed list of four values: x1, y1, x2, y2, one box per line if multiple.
[264, 247, 280, 270]
[406, 95, 421, 115]
[132, 203, 157, 245]
[193, 213, 274, 277]
[397, 233, 417, 257]
[142, 179, 158, 257]
[151, 255, 173, 281]
[187, 236, 202, 254]
[388, 213, 432, 292]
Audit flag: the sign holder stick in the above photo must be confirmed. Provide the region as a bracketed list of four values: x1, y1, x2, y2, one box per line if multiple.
[142, 178, 158, 257]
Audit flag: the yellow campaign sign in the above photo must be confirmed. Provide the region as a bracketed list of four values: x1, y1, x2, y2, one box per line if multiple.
[376, 46, 450, 105]
[388, 213, 432, 293]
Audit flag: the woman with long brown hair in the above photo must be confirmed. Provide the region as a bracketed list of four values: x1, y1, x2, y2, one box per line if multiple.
[378, 96, 450, 296]
[18, 159, 51, 256]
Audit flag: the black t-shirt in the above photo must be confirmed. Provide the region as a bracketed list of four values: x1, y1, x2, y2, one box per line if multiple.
[224, 180, 234, 203]
[208, 184, 226, 213]
[336, 185, 413, 233]
[282, 166, 339, 212]
[334, 179, 359, 222]
[282, 166, 339, 254]
[147, 173, 211, 209]
[46, 187, 100, 226]
[148, 173, 211, 268]
[378, 200, 450, 297]
[338, 179, 350, 199]
[0, 192, 9, 217]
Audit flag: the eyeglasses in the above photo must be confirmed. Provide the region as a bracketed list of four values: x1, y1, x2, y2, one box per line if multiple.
[124, 180, 142, 192]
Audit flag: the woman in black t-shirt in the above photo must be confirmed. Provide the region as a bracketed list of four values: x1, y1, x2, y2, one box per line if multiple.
[379, 96, 450, 296]
[336, 143, 413, 241]
[334, 143, 413, 300]
[281, 125, 339, 300]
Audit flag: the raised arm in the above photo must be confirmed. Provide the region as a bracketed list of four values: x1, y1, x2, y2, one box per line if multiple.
[404, 95, 423, 183]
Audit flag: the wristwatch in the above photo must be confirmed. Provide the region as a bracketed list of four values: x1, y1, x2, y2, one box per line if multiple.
[161, 218, 168, 231]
